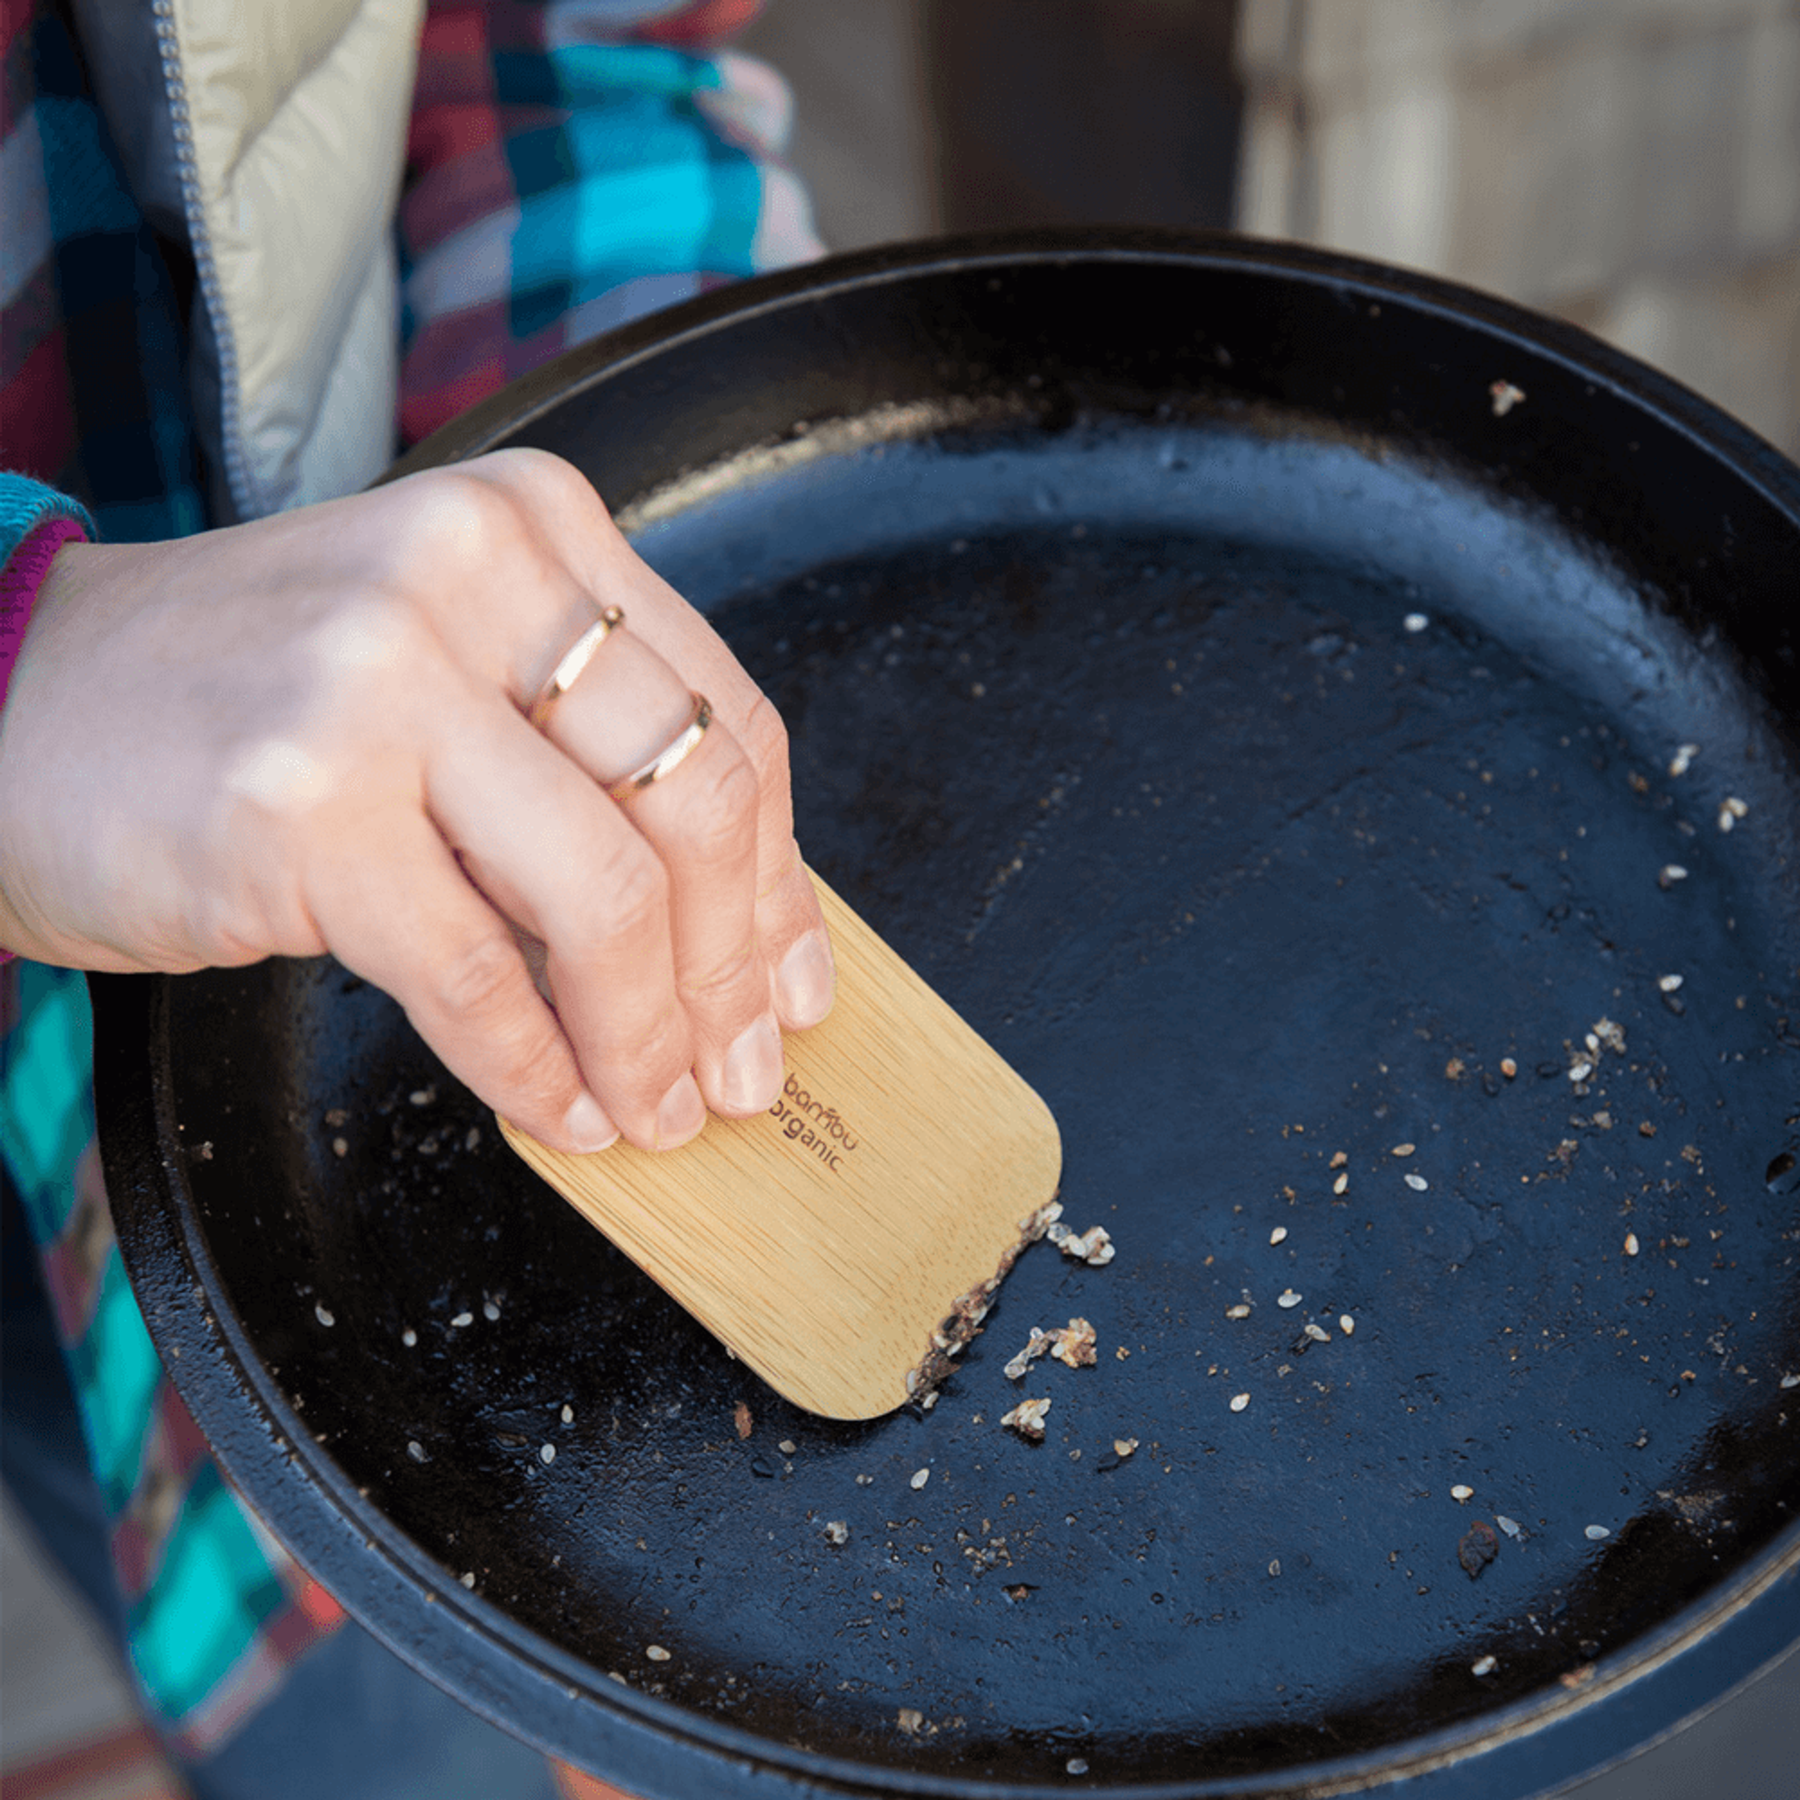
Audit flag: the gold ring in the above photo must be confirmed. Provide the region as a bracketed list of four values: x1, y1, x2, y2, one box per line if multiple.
[605, 692, 712, 803]
[527, 606, 625, 730]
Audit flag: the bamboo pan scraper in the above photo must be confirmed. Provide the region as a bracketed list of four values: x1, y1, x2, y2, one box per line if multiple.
[499, 878, 1063, 1420]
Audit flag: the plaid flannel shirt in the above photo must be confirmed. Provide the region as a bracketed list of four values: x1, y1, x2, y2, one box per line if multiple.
[2, 0, 810, 1767]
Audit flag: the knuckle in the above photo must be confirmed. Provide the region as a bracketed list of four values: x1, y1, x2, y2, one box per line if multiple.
[398, 469, 526, 571]
[431, 928, 528, 1022]
[679, 940, 762, 1012]
[737, 693, 791, 784]
[579, 839, 670, 946]
[675, 749, 760, 862]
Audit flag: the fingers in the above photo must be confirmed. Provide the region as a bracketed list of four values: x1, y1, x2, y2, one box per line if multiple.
[309, 814, 621, 1158]
[531, 625, 787, 1122]
[517, 477, 836, 1029]
[423, 691, 707, 1151]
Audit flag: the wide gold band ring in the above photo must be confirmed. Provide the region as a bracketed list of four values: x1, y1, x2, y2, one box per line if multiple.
[526, 606, 625, 730]
[605, 692, 712, 803]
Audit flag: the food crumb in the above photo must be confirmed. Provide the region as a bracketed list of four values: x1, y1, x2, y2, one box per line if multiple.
[460, 1571, 475, 1588]
[1658, 973, 1684, 992]
[1112, 1438, 1138, 1458]
[1451, 1484, 1474, 1502]
[646, 1645, 671, 1663]
[409, 1087, 436, 1107]
[450, 1311, 473, 1328]
[1330, 1151, 1348, 1169]
[1668, 743, 1698, 777]
[1067, 1757, 1090, 1775]
[1718, 797, 1748, 832]
[1000, 1398, 1051, 1441]
[1489, 379, 1526, 416]
[911, 1467, 930, 1490]
[1269, 1226, 1288, 1245]
[1404, 612, 1429, 633]
[1624, 1233, 1640, 1256]
[1229, 1393, 1250, 1413]
[1047, 1222, 1115, 1266]
[1226, 1303, 1252, 1321]
[1458, 1520, 1500, 1578]
[897, 1708, 925, 1736]
[1340, 1314, 1356, 1335]
[1472, 1655, 1497, 1677]
[733, 1402, 753, 1439]
[314, 1304, 335, 1328]
[1050, 1319, 1098, 1368]
[823, 1520, 849, 1546]
[331, 1137, 348, 1158]
[1658, 864, 1689, 888]
[779, 1439, 798, 1455]
[1277, 1289, 1302, 1309]
[1500, 1058, 1517, 1079]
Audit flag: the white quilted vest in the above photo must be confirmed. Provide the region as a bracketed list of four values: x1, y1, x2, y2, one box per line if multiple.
[74, 0, 425, 520]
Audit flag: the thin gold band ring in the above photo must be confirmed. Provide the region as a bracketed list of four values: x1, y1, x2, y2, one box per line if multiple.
[605, 692, 712, 803]
[526, 605, 625, 730]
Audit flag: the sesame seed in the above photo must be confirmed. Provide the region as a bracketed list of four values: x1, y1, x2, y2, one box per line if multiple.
[1067, 1759, 1089, 1777]
[1659, 974, 1684, 992]
[1500, 1057, 1517, 1079]
[460, 1571, 475, 1588]
[779, 1439, 798, 1455]
[1303, 1322, 1331, 1343]
[540, 1443, 556, 1464]
[1392, 1143, 1416, 1157]
[1226, 1303, 1251, 1320]
[1404, 612, 1429, 633]
[1624, 1233, 1639, 1256]
[1496, 1516, 1522, 1538]
[401, 1328, 417, 1347]
[482, 1299, 501, 1321]
[1329, 1151, 1348, 1169]
[1658, 864, 1688, 887]
[1472, 1655, 1497, 1677]
[1340, 1314, 1356, 1335]
[1277, 1289, 1302, 1309]
[1404, 1173, 1429, 1191]
[1230, 1393, 1250, 1413]
[911, 1467, 930, 1490]
[1781, 1374, 1800, 1391]
[1585, 1524, 1611, 1541]
[407, 1440, 425, 1462]
[1113, 1439, 1138, 1458]
[409, 1088, 434, 1107]
[561, 1404, 574, 1424]
[1568, 1060, 1594, 1083]
[1668, 744, 1697, 777]
[331, 1137, 348, 1158]
[314, 1304, 335, 1328]
[1451, 1484, 1474, 1501]
[1333, 1172, 1349, 1195]
[1269, 1226, 1288, 1245]
[450, 1311, 473, 1328]
[646, 1645, 671, 1663]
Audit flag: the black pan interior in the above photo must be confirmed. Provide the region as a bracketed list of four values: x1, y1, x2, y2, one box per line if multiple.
[103, 240, 1800, 1799]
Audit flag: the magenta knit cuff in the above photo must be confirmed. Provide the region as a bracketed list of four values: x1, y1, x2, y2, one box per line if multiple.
[1, 516, 86, 712]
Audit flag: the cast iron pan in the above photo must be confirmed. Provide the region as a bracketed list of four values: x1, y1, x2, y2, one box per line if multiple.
[97, 233, 1800, 1799]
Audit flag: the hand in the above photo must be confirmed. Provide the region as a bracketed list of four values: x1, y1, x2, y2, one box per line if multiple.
[0, 449, 834, 1153]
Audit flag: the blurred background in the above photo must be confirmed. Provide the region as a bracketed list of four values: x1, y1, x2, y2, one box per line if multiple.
[738, 0, 1798, 457]
[5, 2, 1796, 1796]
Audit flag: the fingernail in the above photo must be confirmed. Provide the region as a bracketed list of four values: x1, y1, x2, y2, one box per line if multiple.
[655, 1073, 706, 1149]
[720, 1013, 783, 1114]
[564, 1092, 619, 1154]
[775, 931, 835, 1028]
